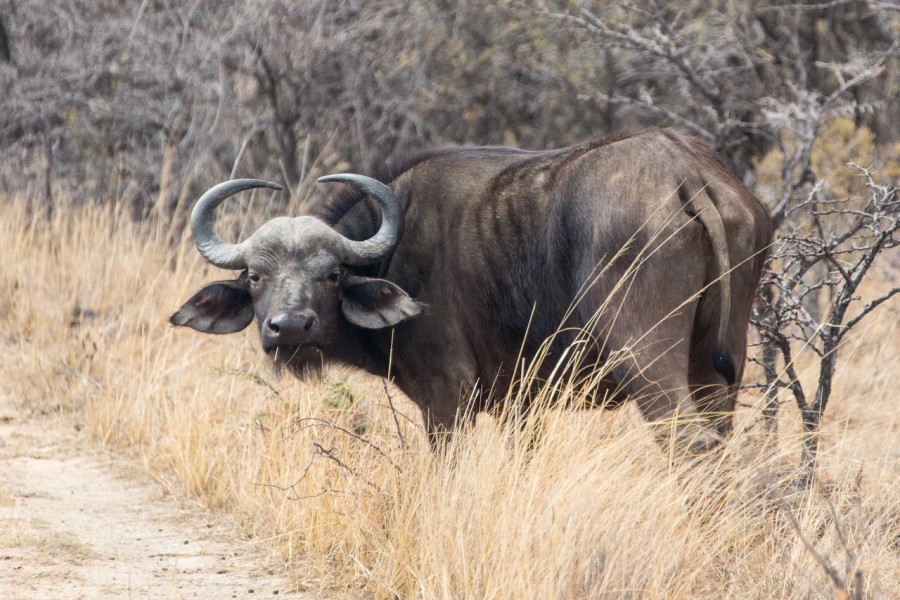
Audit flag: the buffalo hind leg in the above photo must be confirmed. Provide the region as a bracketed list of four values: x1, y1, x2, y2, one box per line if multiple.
[589, 241, 722, 453]
[606, 331, 723, 454]
[617, 370, 722, 453]
[689, 381, 736, 437]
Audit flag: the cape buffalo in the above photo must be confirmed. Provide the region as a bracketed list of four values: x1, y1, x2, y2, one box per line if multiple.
[172, 128, 771, 451]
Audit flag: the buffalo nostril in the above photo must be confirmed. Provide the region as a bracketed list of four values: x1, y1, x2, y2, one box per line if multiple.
[266, 314, 290, 335]
[304, 316, 316, 331]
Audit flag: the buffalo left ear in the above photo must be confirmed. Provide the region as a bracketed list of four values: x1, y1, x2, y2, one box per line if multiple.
[170, 275, 254, 334]
[340, 275, 424, 329]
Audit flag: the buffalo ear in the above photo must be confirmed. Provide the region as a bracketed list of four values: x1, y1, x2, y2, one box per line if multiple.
[340, 275, 424, 329]
[170, 275, 254, 334]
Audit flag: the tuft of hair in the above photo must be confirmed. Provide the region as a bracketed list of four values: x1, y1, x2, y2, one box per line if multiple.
[713, 346, 736, 386]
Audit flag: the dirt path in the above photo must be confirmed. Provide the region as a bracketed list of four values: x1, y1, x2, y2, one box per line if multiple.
[0, 405, 303, 599]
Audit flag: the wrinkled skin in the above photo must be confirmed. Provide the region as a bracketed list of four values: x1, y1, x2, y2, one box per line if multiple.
[172, 129, 772, 452]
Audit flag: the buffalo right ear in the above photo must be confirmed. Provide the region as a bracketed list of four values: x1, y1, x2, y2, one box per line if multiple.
[170, 276, 254, 335]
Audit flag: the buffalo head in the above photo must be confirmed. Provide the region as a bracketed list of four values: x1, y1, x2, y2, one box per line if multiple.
[171, 176, 424, 377]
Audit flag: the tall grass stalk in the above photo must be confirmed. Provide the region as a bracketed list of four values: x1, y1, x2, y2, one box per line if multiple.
[2, 191, 898, 598]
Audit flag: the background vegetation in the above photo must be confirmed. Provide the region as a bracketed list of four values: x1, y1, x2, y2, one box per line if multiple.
[1, 0, 899, 598]
[3, 0, 898, 216]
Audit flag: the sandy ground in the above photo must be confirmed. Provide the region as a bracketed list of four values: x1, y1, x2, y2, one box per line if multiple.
[0, 404, 304, 600]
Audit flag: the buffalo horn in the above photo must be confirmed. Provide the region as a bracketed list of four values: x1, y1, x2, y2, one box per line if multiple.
[318, 174, 403, 265]
[191, 179, 282, 270]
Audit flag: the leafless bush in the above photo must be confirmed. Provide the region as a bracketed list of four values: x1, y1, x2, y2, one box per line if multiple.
[0, 1, 239, 221]
[748, 168, 899, 479]
[2, 1, 897, 217]
[543, 1, 898, 180]
[224, 0, 614, 197]
[0, 1, 613, 217]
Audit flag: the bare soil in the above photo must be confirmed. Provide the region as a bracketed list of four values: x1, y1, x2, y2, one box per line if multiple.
[0, 401, 303, 600]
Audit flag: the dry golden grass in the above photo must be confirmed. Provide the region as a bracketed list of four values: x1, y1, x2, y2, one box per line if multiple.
[2, 191, 899, 599]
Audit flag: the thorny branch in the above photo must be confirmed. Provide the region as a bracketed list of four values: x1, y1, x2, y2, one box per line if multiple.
[748, 166, 899, 474]
[213, 367, 281, 397]
[256, 415, 406, 502]
[720, 437, 867, 600]
[382, 379, 407, 449]
[290, 416, 401, 472]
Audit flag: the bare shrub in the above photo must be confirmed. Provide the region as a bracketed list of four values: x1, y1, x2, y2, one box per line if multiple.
[749, 168, 899, 474]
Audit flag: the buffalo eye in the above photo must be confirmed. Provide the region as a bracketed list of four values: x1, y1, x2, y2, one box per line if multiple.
[248, 273, 261, 286]
[327, 270, 340, 283]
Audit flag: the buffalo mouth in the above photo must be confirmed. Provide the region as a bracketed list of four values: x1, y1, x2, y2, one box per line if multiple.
[267, 343, 323, 361]
[266, 343, 327, 378]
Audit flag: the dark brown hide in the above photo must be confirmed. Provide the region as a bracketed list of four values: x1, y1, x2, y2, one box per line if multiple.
[173, 128, 772, 450]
